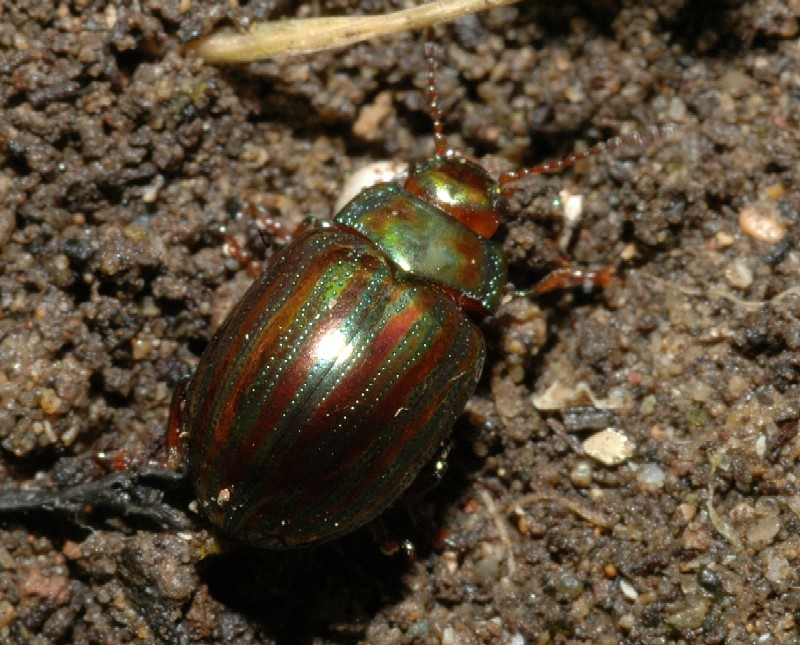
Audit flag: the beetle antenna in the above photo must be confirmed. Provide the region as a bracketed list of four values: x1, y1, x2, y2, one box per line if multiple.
[424, 35, 449, 157]
[498, 124, 676, 187]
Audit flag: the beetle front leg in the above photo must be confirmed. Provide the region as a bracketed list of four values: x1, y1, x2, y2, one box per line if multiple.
[222, 212, 333, 276]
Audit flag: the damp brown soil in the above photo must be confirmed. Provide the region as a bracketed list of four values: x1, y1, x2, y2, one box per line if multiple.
[1, 1, 800, 644]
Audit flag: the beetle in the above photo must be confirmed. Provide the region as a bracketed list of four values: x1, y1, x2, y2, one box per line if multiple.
[166, 41, 653, 549]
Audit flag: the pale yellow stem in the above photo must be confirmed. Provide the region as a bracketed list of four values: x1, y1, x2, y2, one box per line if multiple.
[188, 0, 522, 62]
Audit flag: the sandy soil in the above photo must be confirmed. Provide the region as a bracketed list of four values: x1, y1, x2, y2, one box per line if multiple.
[1, 1, 799, 643]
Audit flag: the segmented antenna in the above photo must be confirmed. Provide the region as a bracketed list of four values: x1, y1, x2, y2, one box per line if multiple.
[422, 33, 673, 184]
[424, 37, 449, 156]
[498, 124, 676, 186]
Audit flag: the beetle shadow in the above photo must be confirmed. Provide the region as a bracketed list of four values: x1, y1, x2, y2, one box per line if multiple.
[199, 531, 411, 645]
[197, 440, 483, 645]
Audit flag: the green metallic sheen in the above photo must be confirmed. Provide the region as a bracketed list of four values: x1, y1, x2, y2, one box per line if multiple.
[335, 182, 507, 314]
[181, 228, 485, 548]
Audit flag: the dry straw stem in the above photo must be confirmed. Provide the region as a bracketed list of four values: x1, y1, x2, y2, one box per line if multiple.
[188, 0, 522, 62]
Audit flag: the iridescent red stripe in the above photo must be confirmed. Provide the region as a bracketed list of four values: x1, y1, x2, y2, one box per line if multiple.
[182, 228, 484, 547]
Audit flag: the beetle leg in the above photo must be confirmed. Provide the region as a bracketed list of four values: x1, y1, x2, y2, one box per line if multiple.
[165, 378, 189, 471]
[372, 531, 417, 560]
[221, 233, 263, 277]
[366, 442, 452, 556]
[369, 519, 416, 557]
[402, 442, 451, 499]
[93, 380, 190, 479]
[531, 266, 616, 295]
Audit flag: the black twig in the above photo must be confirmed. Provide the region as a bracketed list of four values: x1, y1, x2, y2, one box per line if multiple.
[0, 470, 191, 530]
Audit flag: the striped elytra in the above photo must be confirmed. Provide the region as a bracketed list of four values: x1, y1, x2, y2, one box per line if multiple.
[178, 221, 498, 548]
[168, 39, 617, 549]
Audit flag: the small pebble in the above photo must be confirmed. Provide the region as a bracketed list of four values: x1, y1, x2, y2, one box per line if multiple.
[697, 567, 723, 594]
[39, 388, 63, 415]
[745, 514, 780, 547]
[62, 541, 83, 560]
[0, 601, 15, 630]
[636, 463, 666, 491]
[786, 495, 800, 519]
[738, 203, 787, 243]
[582, 428, 634, 466]
[441, 627, 458, 645]
[759, 182, 784, 200]
[557, 572, 584, 599]
[619, 578, 638, 600]
[352, 90, 394, 141]
[639, 395, 657, 416]
[473, 554, 502, 583]
[569, 461, 593, 487]
[618, 614, 635, 630]
[726, 373, 750, 400]
[0, 547, 15, 569]
[715, 231, 735, 247]
[677, 503, 697, 522]
[724, 259, 753, 289]
[131, 336, 154, 360]
[0, 210, 15, 246]
[764, 552, 790, 584]
[406, 621, 429, 639]
[755, 434, 766, 458]
[667, 600, 709, 630]
[668, 96, 687, 121]
[561, 191, 584, 223]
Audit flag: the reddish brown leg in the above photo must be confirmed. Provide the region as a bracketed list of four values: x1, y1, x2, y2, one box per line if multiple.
[222, 211, 325, 277]
[249, 206, 295, 244]
[96, 379, 189, 473]
[222, 235, 263, 277]
[165, 378, 189, 471]
[532, 266, 616, 295]
[519, 237, 615, 296]
[53, 382, 191, 524]
[368, 519, 417, 558]
[498, 125, 673, 297]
